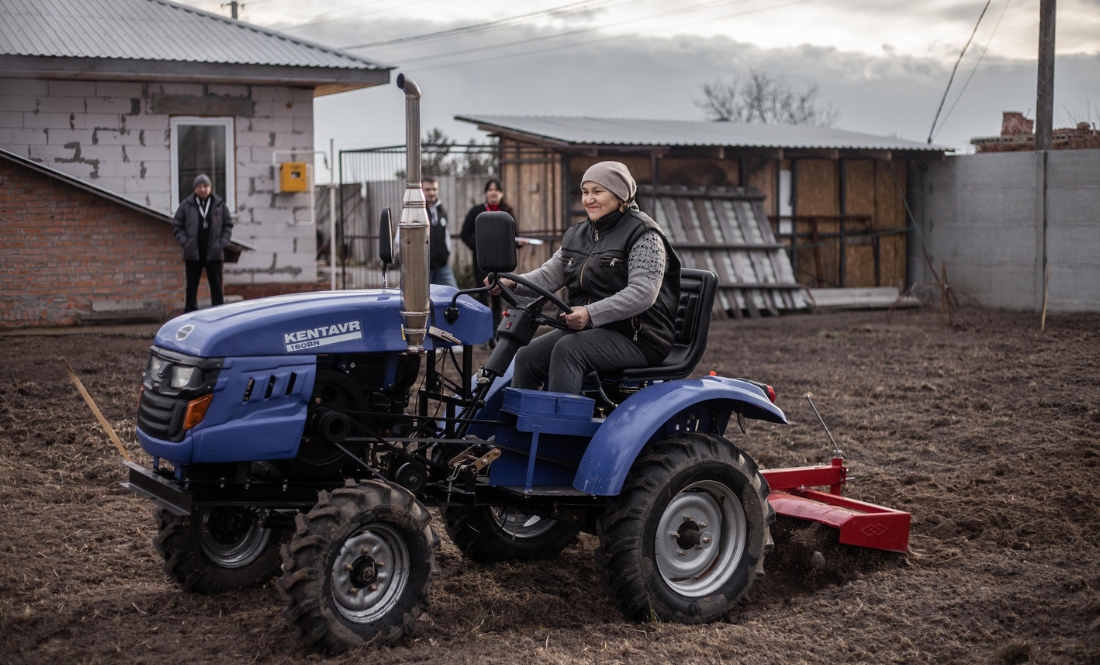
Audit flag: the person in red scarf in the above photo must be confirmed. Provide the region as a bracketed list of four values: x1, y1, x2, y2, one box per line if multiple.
[460, 179, 517, 331]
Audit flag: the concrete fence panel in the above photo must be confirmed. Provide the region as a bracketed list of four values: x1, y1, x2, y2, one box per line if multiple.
[910, 149, 1099, 312]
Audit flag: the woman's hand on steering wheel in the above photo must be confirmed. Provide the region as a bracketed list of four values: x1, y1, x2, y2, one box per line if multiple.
[485, 276, 514, 295]
[560, 306, 590, 330]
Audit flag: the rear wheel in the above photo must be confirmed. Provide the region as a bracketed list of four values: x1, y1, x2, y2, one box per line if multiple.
[441, 505, 580, 563]
[596, 432, 774, 623]
[153, 506, 286, 594]
[278, 480, 439, 653]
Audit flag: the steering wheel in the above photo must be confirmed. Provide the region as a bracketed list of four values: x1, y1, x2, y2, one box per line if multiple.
[493, 273, 573, 330]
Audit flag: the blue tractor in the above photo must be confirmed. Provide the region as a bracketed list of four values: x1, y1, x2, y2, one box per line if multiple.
[123, 75, 907, 654]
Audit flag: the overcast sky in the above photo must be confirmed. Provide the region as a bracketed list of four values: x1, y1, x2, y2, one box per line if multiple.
[187, 0, 1099, 178]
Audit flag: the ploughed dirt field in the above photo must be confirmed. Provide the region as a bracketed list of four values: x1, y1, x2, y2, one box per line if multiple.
[1, 307, 1099, 664]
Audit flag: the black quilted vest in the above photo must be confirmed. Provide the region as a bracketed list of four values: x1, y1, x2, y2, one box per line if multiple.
[560, 209, 681, 364]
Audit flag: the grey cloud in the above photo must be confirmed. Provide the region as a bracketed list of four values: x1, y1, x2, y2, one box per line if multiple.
[301, 16, 1100, 155]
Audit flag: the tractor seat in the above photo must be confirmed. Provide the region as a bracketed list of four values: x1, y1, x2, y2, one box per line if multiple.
[601, 268, 718, 384]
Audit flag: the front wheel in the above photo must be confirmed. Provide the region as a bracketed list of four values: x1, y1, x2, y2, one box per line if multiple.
[278, 480, 439, 654]
[596, 433, 774, 623]
[153, 506, 286, 594]
[441, 505, 580, 563]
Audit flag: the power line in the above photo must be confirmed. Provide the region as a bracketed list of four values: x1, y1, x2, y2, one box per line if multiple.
[410, 0, 815, 72]
[933, 0, 1012, 140]
[276, 0, 434, 31]
[927, 0, 992, 143]
[341, 0, 624, 50]
[396, 0, 767, 66]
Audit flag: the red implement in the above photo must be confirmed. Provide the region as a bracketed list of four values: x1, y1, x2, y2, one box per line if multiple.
[761, 457, 911, 553]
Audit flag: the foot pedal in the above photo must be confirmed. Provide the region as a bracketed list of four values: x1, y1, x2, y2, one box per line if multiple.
[448, 446, 501, 472]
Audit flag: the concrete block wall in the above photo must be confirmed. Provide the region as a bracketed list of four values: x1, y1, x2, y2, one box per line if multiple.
[1045, 151, 1100, 312]
[909, 150, 1100, 312]
[0, 78, 318, 286]
[0, 159, 194, 327]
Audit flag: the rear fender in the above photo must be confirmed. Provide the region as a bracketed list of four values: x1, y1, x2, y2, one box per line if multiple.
[573, 376, 786, 496]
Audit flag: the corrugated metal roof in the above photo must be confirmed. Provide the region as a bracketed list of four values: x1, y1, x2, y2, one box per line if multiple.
[457, 115, 951, 152]
[0, 0, 383, 70]
[643, 185, 808, 316]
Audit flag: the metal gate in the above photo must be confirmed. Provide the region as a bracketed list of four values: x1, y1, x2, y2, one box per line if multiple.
[336, 143, 500, 289]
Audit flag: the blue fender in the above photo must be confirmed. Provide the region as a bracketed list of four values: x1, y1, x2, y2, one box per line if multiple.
[572, 376, 787, 496]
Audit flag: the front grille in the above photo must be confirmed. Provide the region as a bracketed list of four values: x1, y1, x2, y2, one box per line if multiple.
[137, 390, 188, 442]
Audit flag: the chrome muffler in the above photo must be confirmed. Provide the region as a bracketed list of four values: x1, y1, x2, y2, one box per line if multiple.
[396, 73, 430, 354]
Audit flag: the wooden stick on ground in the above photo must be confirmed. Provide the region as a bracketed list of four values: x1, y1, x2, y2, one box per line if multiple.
[1041, 263, 1051, 331]
[940, 260, 948, 328]
[60, 356, 133, 462]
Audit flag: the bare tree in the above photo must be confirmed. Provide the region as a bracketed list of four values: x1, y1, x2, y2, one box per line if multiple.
[696, 68, 838, 127]
[457, 136, 499, 176]
[422, 127, 457, 176]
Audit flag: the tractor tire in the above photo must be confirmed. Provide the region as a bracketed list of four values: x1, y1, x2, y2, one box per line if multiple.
[153, 506, 287, 594]
[595, 432, 774, 623]
[440, 506, 580, 564]
[278, 480, 439, 654]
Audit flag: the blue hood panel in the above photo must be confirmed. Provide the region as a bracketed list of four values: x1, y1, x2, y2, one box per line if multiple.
[154, 286, 493, 358]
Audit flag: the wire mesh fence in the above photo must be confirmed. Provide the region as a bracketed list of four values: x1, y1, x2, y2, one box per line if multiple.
[329, 143, 500, 289]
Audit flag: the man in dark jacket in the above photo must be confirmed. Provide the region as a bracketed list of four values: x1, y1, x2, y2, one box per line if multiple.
[173, 174, 234, 312]
[423, 176, 457, 288]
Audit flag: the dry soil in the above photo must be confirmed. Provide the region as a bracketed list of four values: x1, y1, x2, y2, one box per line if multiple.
[1, 307, 1098, 664]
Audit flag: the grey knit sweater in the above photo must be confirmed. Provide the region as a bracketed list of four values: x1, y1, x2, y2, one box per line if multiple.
[514, 230, 666, 328]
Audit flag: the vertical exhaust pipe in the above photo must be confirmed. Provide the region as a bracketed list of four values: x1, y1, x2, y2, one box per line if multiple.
[397, 74, 430, 354]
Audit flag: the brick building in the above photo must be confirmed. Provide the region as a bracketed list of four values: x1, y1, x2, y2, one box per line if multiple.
[972, 112, 1100, 152]
[1, 148, 213, 326]
[0, 0, 389, 324]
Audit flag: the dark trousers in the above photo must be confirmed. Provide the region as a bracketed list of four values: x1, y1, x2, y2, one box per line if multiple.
[513, 328, 647, 394]
[184, 260, 224, 313]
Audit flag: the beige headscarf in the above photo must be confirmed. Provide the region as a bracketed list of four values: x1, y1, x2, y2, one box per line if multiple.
[581, 161, 637, 204]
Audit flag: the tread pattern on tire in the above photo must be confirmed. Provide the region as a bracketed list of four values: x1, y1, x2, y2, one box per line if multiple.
[595, 432, 774, 624]
[277, 479, 440, 654]
[152, 507, 286, 595]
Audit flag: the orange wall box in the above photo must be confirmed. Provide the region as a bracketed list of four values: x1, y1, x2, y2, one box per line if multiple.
[277, 162, 308, 193]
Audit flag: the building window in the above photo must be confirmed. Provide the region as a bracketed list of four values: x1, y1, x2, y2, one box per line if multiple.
[170, 117, 235, 211]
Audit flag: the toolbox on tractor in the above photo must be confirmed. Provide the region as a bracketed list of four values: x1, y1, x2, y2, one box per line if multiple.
[120, 74, 911, 655]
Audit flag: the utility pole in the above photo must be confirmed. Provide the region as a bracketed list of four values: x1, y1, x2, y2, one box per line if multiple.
[1035, 0, 1056, 151]
[222, 1, 241, 20]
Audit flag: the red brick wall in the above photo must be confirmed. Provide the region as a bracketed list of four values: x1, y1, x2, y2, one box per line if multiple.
[224, 282, 330, 300]
[0, 160, 192, 328]
[1001, 112, 1034, 136]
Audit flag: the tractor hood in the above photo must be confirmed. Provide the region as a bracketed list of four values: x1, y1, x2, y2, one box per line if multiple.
[154, 286, 492, 358]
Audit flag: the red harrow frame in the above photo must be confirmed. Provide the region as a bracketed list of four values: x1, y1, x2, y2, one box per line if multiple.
[762, 456, 910, 552]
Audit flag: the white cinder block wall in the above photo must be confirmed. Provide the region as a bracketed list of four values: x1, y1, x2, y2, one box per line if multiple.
[0, 77, 317, 284]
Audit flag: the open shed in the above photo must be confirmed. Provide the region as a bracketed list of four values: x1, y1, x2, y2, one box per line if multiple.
[455, 116, 949, 292]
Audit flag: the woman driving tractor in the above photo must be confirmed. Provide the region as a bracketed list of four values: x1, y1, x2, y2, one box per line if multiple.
[491, 161, 681, 394]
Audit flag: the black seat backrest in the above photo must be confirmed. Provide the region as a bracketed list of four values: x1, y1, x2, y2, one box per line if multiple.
[604, 269, 718, 383]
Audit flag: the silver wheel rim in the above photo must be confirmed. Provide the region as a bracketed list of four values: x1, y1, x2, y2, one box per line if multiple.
[490, 507, 557, 539]
[199, 508, 272, 569]
[654, 480, 747, 598]
[330, 525, 410, 624]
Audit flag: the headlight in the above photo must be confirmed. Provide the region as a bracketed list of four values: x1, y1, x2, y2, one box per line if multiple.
[148, 356, 168, 378]
[170, 366, 198, 389]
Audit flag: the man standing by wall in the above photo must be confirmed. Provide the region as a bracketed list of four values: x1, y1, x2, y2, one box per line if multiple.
[423, 175, 458, 288]
[173, 174, 233, 312]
